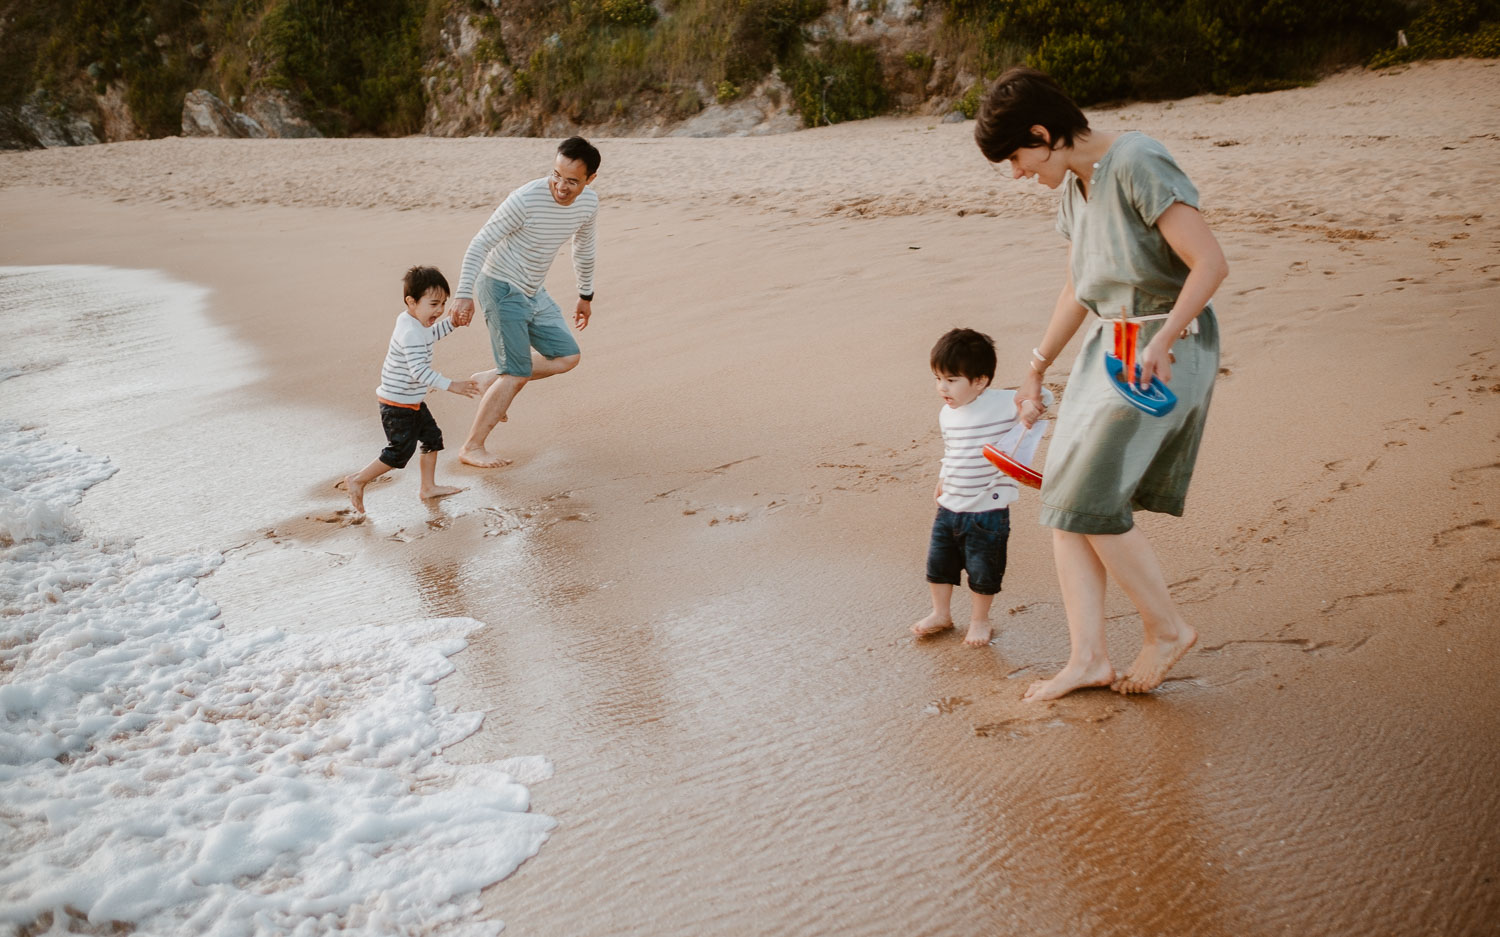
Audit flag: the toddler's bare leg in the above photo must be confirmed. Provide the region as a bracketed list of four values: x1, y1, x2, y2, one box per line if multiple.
[418, 451, 463, 501]
[964, 592, 996, 646]
[912, 582, 956, 637]
[344, 458, 392, 514]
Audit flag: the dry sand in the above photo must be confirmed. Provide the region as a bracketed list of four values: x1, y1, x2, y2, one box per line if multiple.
[3, 58, 1498, 935]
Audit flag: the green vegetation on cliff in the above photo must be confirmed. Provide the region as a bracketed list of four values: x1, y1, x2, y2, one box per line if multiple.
[1, 0, 1495, 142]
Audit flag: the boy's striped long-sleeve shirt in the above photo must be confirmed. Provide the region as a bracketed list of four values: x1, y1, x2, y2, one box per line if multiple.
[937, 387, 1054, 513]
[455, 177, 598, 300]
[376, 313, 456, 406]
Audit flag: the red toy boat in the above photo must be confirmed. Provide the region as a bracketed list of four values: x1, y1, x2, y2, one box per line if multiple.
[983, 443, 1043, 489]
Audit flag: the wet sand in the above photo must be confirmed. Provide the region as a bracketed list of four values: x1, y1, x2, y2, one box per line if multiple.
[3, 59, 1498, 935]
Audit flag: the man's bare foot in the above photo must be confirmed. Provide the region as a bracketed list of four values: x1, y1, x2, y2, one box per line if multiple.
[1112, 626, 1197, 694]
[963, 620, 993, 647]
[911, 612, 954, 638]
[420, 484, 464, 501]
[1022, 660, 1115, 702]
[458, 446, 513, 468]
[344, 475, 368, 514]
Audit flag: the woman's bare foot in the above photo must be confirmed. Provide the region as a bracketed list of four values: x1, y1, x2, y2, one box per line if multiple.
[1112, 626, 1197, 694]
[911, 612, 954, 638]
[1022, 659, 1115, 702]
[420, 484, 464, 501]
[459, 446, 513, 468]
[963, 620, 993, 647]
[344, 475, 368, 514]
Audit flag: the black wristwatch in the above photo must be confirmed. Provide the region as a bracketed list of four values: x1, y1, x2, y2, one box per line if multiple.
[579, 292, 594, 302]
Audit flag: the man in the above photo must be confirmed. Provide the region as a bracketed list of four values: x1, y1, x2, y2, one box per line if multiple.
[448, 136, 600, 468]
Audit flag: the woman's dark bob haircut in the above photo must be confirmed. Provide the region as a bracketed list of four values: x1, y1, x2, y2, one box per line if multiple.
[974, 67, 1090, 164]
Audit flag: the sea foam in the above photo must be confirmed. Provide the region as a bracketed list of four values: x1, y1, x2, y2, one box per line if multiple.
[1, 285, 552, 935]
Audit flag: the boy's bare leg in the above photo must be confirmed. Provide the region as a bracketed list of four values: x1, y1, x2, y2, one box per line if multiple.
[459, 353, 580, 468]
[418, 451, 463, 501]
[1023, 530, 1115, 701]
[964, 592, 996, 646]
[344, 458, 392, 514]
[1089, 527, 1197, 694]
[912, 582, 956, 637]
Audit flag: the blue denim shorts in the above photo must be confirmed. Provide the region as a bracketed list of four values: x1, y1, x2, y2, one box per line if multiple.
[925, 506, 1010, 595]
[475, 275, 580, 377]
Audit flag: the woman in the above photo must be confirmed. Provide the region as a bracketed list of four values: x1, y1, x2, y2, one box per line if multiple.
[975, 68, 1229, 702]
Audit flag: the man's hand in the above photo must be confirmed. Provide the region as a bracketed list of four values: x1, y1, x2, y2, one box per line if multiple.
[447, 297, 475, 327]
[574, 299, 592, 330]
[448, 379, 481, 398]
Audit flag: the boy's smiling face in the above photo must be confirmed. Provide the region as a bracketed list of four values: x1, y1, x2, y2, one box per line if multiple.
[935, 371, 989, 409]
[404, 287, 448, 327]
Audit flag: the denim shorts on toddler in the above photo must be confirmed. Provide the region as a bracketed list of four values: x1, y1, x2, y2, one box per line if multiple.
[925, 506, 1010, 596]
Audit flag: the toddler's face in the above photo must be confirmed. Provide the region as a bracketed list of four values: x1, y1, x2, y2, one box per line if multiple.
[934, 371, 988, 409]
[405, 287, 449, 326]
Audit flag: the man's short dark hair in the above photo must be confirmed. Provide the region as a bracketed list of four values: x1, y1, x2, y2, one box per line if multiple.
[558, 136, 601, 176]
[402, 265, 450, 302]
[931, 328, 997, 383]
[974, 67, 1090, 164]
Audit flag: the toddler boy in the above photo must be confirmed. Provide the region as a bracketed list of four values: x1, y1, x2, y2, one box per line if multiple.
[344, 266, 480, 514]
[912, 328, 1051, 646]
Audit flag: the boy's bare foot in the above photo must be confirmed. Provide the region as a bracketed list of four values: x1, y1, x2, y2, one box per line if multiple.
[1022, 660, 1115, 702]
[963, 620, 992, 647]
[911, 612, 954, 638]
[459, 446, 513, 468]
[420, 484, 464, 501]
[344, 474, 368, 514]
[1112, 626, 1197, 694]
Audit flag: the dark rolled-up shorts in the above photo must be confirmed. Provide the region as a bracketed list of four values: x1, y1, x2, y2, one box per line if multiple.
[378, 401, 443, 469]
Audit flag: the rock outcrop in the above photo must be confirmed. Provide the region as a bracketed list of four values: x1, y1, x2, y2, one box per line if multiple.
[182, 90, 267, 138]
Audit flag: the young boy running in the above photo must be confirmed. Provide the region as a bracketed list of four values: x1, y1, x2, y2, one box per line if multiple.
[913, 328, 1051, 646]
[344, 266, 480, 514]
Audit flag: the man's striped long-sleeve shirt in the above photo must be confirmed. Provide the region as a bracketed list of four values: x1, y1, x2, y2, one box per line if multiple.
[455, 177, 598, 300]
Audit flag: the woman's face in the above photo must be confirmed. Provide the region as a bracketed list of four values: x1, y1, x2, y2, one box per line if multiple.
[1007, 144, 1066, 189]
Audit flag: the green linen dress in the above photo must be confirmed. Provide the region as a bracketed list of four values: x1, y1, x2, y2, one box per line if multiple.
[1039, 131, 1221, 535]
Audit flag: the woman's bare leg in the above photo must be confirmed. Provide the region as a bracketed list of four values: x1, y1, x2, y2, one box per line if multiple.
[1088, 526, 1197, 693]
[1023, 530, 1116, 701]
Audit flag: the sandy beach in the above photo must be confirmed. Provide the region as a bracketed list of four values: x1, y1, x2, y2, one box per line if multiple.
[2, 58, 1498, 934]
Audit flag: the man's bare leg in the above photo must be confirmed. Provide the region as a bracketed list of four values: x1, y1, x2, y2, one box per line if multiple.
[1023, 530, 1115, 701]
[459, 353, 580, 468]
[965, 591, 996, 646]
[417, 450, 463, 501]
[1089, 527, 1197, 694]
[344, 458, 392, 514]
[470, 369, 503, 407]
[912, 582, 956, 637]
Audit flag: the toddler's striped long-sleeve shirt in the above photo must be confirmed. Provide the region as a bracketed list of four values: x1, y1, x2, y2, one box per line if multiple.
[376, 313, 456, 406]
[937, 387, 1053, 513]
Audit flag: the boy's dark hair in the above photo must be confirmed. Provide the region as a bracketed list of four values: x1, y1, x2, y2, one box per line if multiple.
[974, 67, 1090, 164]
[558, 136, 601, 176]
[402, 265, 450, 301]
[931, 328, 997, 383]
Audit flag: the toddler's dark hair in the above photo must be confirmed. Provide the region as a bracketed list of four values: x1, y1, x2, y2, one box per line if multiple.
[930, 328, 997, 383]
[402, 265, 450, 302]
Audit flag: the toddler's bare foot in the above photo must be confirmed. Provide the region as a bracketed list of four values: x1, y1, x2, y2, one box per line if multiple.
[420, 484, 464, 501]
[1022, 660, 1115, 702]
[911, 612, 954, 638]
[1112, 625, 1197, 694]
[459, 446, 513, 468]
[963, 620, 992, 647]
[344, 475, 368, 514]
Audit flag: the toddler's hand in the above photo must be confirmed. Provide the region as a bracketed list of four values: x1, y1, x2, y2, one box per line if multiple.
[1017, 397, 1044, 426]
[448, 379, 481, 398]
